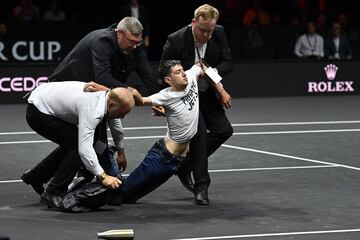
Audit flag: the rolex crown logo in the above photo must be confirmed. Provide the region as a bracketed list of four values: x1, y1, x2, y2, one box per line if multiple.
[324, 64, 338, 80]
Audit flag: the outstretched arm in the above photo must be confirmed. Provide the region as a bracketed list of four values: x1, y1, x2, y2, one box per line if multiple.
[84, 81, 110, 92]
[142, 96, 166, 116]
[142, 96, 154, 106]
[84, 82, 144, 106]
[128, 87, 144, 106]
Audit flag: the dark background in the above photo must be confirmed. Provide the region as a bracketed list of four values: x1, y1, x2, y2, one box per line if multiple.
[1, 0, 360, 61]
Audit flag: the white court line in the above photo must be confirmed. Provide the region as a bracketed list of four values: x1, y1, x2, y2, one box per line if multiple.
[233, 129, 360, 135]
[1, 120, 360, 136]
[0, 139, 51, 145]
[169, 228, 360, 240]
[2, 128, 360, 145]
[0, 136, 165, 145]
[222, 144, 360, 171]
[208, 165, 336, 173]
[231, 120, 360, 127]
[0, 165, 338, 184]
[0, 128, 166, 136]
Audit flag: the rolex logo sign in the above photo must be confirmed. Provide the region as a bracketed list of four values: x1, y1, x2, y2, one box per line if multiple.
[308, 64, 354, 93]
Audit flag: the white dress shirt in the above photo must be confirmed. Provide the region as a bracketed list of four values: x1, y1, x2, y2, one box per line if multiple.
[28, 81, 124, 176]
[333, 37, 340, 59]
[294, 33, 324, 58]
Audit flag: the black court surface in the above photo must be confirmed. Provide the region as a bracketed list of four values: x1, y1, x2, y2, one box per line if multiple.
[0, 96, 360, 240]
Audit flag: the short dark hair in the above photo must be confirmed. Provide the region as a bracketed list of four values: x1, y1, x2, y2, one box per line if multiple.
[159, 60, 182, 82]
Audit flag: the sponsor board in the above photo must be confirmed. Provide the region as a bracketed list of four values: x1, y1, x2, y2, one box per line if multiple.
[308, 64, 354, 93]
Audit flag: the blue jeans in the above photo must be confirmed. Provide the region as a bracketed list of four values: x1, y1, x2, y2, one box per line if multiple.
[122, 139, 187, 203]
[101, 146, 120, 177]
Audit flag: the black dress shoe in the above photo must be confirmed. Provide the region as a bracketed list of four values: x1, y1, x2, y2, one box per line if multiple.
[194, 190, 209, 205]
[21, 170, 44, 195]
[177, 168, 194, 193]
[40, 192, 63, 209]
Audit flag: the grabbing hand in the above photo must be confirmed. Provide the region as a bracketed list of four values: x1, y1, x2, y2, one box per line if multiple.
[84, 81, 109, 92]
[101, 175, 122, 189]
[116, 148, 127, 172]
[151, 106, 165, 117]
[128, 87, 143, 106]
[217, 88, 232, 109]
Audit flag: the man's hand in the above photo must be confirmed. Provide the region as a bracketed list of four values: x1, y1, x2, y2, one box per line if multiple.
[128, 87, 143, 106]
[116, 148, 127, 172]
[195, 62, 207, 76]
[151, 106, 166, 116]
[215, 83, 232, 109]
[101, 175, 122, 189]
[84, 81, 109, 92]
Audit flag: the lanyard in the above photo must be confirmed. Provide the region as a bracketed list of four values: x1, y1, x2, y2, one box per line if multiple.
[306, 34, 317, 54]
[194, 42, 205, 70]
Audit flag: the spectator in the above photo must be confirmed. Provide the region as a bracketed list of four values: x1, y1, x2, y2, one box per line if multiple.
[247, 18, 263, 48]
[316, 13, 328, 36]
[294, 20, 324, 59]
[120, 0, 151, 53]
[337, 13, 350, 34]
[0, 23, 7, 39]
[13, 0, 40, 21]
[43, 0, 66, 22]
[243, 0, 271, 27]
[325, 22, 352, 59]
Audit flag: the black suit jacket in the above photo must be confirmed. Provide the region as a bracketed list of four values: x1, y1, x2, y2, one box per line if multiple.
[49, 24, 158, 94]
[161, 25, 233, 80]
[324, 35, 352, 59]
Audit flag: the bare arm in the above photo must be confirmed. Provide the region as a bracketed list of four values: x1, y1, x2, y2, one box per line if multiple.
[198, 63, 232, 109]
[212, 82, 232, 109]
[142, 96, 154, 106]
[128, 87, 144, 106]
[142, 96, 166, 116]
[116, 148, 127, 172]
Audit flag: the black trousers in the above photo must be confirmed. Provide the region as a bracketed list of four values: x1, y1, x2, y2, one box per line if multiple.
[190, 88, 233, 193]
[26, 104, 107, 196]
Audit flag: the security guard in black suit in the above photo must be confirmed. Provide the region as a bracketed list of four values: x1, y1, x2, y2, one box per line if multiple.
[160, 4, 234, 205]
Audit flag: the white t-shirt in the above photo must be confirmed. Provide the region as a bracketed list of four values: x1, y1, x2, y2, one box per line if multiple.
[150, 65, 202, 143]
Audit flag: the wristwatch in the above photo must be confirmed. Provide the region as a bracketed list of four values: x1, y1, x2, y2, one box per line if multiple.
[97, 172, 107, 182]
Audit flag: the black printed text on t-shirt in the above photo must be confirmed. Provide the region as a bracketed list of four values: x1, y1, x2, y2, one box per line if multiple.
[180, 81, 198, 111]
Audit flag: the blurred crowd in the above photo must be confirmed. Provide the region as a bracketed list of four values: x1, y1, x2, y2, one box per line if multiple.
[220, 0, 358, 59]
